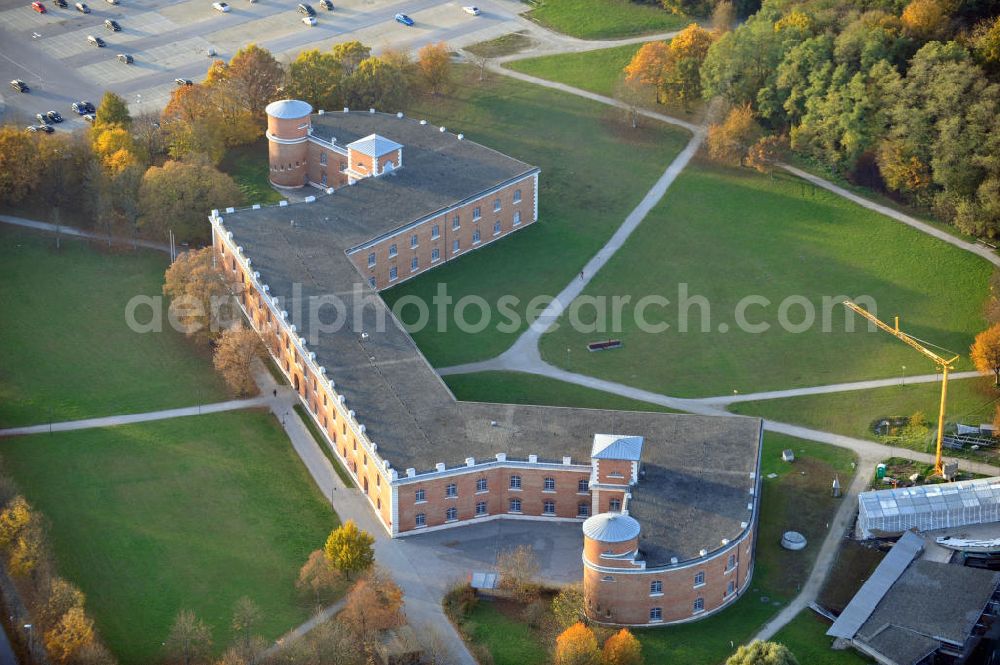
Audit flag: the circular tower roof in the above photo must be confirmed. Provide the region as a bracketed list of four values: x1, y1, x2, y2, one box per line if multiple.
[265, 99, 313, 120]
[582, 513, 641, 543]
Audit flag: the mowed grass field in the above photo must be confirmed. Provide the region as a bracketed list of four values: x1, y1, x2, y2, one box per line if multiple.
[0, 228, 229, 428]
[772, 611, 872, 664]
[538, 161, 991, 397]
[506, 43, 645, 98]
[383, 67, 690, 366]
[730, 377, 1000, 440]
[0, 410, 336, 664]
[525, 0, 687, 39]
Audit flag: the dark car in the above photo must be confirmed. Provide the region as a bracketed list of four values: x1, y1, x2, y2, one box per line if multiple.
[54, 0, 66, 7]
[10, 79, 29, 93]
[319, 0, 333, 9]
[104, 18, 120, 31]
[174, 78, 192, 86]
[46, 110, 63, 123]
[87, 35, 105, 47]
[297, 3, 315, 15]
[26, 125, 54, 133]
[36, 113, 51, 124]
[83, 100, 95, 113]
[75, 1, 89, 12]
[117, 53, 133, 64]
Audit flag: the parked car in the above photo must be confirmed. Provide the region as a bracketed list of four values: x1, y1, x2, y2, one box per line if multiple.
[212, 1, 230, 11]
[10, 79, 29, 93]
[54, 0, 66, 7]
[31, 2, 46, 13]
[87, 34, 105, 47]
[301, 14, 316, 25]
[83, 113, 95, 123]
[462, 5, 480, 14]
[46, 110, 63, 122]
[116, 53, 133, 63]
[104, 18, 120, 30]
[297, 2, 315, 15]
[394, 12, 413, 25]
[105, 0, 118, 5]
[174, 78, 193, 86]
[27, 125, 53, 133]
[36, 113, 51, 124]
[82, 100, 95, 113]
[319, 0, 333, 9]
[74, 1, 89, 11]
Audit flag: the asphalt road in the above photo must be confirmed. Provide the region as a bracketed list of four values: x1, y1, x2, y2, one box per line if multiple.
[0, 0, 524, 126]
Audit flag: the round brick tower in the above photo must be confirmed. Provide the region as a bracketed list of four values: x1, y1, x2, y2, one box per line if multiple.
[265, 99, 313, 188]
[582, 512, 642, 624]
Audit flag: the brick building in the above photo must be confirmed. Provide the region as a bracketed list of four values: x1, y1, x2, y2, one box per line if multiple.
[209, 100, 763, 626]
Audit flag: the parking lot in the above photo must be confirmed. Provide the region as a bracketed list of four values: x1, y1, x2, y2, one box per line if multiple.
[0, 0, 525, 127]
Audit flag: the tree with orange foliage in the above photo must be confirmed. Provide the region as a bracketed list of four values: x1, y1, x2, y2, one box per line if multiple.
[418, 42, 452, 94]
[339, 567, 405, 645]
[624, 24, 714, 107]
[213, 326, 262, 396]
[972, 324, 1000, 386]
[901, 0, 949, 40]
[601, 628, 642, 665]
[296, 549, 342, 608]
[223, 43, 284, 117]
[707, 104, 762, 166]
[624, 41, 671, 104]
[555, 622, 599, 665]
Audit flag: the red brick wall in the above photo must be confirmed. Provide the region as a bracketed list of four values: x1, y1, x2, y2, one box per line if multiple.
[268, 115, 311, 188]
[306, 143, 348, 189]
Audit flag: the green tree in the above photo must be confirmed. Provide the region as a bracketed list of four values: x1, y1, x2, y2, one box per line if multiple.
[725, 640, 798, 665]
[332, 40, 372, 75]
[552, 583, 585, 629]
[345, 54, 412, 110]
[324, 520, 375, 579]
[94, 91, 132, 129]
[287, 49, 344, 110]
[138, 158, 243, 243]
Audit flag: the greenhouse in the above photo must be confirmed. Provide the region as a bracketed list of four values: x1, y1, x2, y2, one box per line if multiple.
[858, 477, 1000, 539]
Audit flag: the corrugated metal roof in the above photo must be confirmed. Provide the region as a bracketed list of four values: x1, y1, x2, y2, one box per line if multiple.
[582, 512, 641, 543]
[827, 531, 924, 639]
[265, 99, 313, 120]
[346, 133, 403, 157]
[591, 434, 644, 461]
[858, 476, 1000, 537]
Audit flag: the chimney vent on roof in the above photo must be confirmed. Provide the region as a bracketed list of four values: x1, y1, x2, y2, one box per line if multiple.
[252, 204, 261, 210]
[406, 468, 415, 478]
[439, 126, 446, 132]
[670, 557, 678, 565]
[318, 109, 324, 115]
[397, 111, 403, 118]
[279, 200, 288, 207]
[457, 134, 464, 140]
[343, 107, 349, 113]
[700, 549, 708, 557]
[490, 420, 497, 427]
[420, 120, 427, 125]
[225, 206, 235, 213]
[290, 219, 295, 227]
[436, 463, 446, 472]
[361, 332, 369, 340]
[465, 457, 475, 467]
[369, 108, 375, 113]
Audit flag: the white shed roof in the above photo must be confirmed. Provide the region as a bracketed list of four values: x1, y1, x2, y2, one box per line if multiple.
[582, 512, 641, 543]
[346, 133, 403, 157]
[591, 434, 644, 461]
[265, 99, 313, 120]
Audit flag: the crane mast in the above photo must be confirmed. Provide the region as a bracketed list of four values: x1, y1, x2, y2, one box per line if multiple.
[843, 301, 959, 476]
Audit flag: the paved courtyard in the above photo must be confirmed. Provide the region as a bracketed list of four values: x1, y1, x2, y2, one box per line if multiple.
[0, 0, 525, 126]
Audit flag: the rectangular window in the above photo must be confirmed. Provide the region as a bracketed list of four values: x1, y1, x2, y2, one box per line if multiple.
[578, 478, 589, 493]
[727, 554, 736, 571]
[493, 221, 501, 236]
[543, 500, 555, 515]
[415, 489, 426, 503]
[577, 502, 590, 518]
[473, 207, 481, 221]
[693, 598, 704, 613]
[431, 225, 440, 240]
[726, 580, 735, 597]
[601, 575, 614, 582]
[650, 580, 663, 595]
[493, 198, 501, 212]
[320, 152, 327, 165]
[431, 248, 440, 262]
[513, 211, 522, 226]
[368, 276, 377, 289]
[509, 475, 521, 490]
[694, 572, 705, 587]
[476, 478, 488, 493]
[415, 513, 425, 527]
[514, 189, 522, 203]
[544, 477, 555, 491]
[389, 266, 398, 282]
[650, 607, 662, 622]
[475, 501, 487, 516]
[509, 498, 521, 513]
[446, 507, 457, 522]
[452, 215, 460, 230]
[368, 252, 376, 267]
[452, 239, 460, 254]
[410, 234, 418, 249]
[388, 244, 397, 258]
[609, 498, 621, 512]
[472, 230, 481, 244]
[446, 483, 457, 498]
[411, 256, 419, 272]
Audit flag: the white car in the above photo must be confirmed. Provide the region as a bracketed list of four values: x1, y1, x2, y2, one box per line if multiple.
[212, 1, 230, 11]
[301, 14, 316, 24]
[462, 5, 480, 14]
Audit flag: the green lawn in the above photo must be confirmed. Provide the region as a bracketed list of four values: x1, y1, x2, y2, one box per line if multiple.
[220, 140, 284, 205]
[507, 43, 645, 98]
[538, 160, 991, 397]
[444, 371, 678, 412]
[0, 227, 230, 428]
[449, 432, 857, 665]
[525, 0, 688, 39]
[464, 32, 536, 59]
[730, 377, 1000, 443]
[772, 611, 872, 664]
[0, 410, 337, 664]
[383, 67, 690, 366]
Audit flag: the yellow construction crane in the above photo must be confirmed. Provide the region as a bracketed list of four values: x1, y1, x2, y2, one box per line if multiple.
[843, 301, 959, 476]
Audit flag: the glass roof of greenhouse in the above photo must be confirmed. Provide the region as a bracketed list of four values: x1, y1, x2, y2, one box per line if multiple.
[860, 477, 1000, 520]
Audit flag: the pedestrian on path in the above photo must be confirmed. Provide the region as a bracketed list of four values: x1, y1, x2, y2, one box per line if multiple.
[273, 389, 277, 398]
[580, 270, 584, 280]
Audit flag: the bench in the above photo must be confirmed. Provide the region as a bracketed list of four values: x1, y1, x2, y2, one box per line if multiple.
[588, 339, 623, 352]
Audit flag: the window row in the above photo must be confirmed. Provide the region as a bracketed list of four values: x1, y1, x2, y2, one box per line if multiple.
[508, 476, 590, 493]
[416, 476, 591, 502]
[415, 500, 590, 525]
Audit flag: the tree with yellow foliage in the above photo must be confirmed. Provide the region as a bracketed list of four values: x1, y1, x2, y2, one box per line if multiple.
[901, 0, 949, 40]
[44, 607, 95, 664]
[92, 127, 144, 173]
[324, 520, 375, 579]
[972, 324, 1000, 386]
[163, 247, 234, 341]
[624, 41, 671, 103]
[624, 24, 713, 107]
[601, 628, 642, 665]
[555, 622, 599, 665]
[418, 42, 452, 94]
[707, 104, 762, 166]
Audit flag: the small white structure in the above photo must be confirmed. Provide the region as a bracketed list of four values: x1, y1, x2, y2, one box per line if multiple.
[782, 449, 795, 463]
[781, 531, 807, 550]
[857, 476, 1000, 539]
